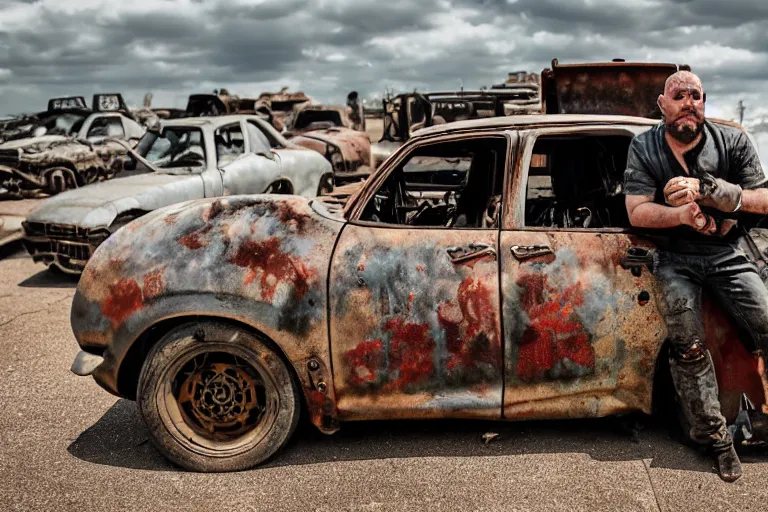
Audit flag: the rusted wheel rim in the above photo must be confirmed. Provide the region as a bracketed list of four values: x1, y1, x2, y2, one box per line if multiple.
[157, 344, 279, 456]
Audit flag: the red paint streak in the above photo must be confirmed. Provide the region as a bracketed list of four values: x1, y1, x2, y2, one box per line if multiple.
[384, 318, 435, 388]
[228, 237, 315, 301]
[142, 269, 165, 299]
[102, 279, 143, 328]
[408, 292, 415, 310]
[344, 340, 384, 387]
[515, 273, 595, 382]
[438, 278, 501, 370]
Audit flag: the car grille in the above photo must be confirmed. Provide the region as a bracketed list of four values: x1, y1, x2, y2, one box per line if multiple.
[0, 149, 19, 168]
[23, 221, 91, 243]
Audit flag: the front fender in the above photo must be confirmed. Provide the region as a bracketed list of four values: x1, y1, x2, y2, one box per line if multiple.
[71, 194, 346, 431]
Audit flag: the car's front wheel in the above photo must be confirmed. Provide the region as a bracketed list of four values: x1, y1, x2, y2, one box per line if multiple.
[137, 322, 300, 472]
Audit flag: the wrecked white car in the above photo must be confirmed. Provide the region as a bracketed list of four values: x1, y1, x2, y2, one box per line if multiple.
[22, 114, 332, 274]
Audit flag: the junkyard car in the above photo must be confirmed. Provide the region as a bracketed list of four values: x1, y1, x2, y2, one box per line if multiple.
[286, 104, 372, 186]
[0, 94, 147, 199]
[23, 114, 332, 274]
[69, 60, 768, 472]
[372, 87, 540, 168]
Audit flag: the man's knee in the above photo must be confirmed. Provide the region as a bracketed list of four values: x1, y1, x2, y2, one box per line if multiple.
[670, 337, 708, 364]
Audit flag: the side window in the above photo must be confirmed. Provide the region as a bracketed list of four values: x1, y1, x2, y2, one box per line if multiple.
[246, 121, 272, 154]
[87, 116, 125, 139]
[359, 136, 506, 228]
[214, 124, 245, 165]
[122, 118, 146, 140]
[523, 134, 633, 229]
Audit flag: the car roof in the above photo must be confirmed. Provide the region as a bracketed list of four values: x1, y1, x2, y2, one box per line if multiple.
[160, 115, 259, 129]
[412, 114, 661, 139]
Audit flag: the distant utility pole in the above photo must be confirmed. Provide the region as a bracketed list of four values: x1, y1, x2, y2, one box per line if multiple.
[738, 100, 746, 125]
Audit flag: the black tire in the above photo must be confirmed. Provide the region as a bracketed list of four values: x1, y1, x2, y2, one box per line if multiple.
[137, 322, 300, 472]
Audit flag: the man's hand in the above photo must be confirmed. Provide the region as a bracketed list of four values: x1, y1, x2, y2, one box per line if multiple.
[664, 177, 701, 206]
[698, 177, 743, 212]
[678, 202, 717, 235]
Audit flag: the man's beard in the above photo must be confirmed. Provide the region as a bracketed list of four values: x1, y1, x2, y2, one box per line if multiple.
[665, 114, 704, 143]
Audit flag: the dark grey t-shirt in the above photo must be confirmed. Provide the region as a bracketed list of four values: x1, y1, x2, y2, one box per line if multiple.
[624, 120, 767, 250]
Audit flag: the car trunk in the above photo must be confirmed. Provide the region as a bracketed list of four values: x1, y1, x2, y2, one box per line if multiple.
[540, 58, 691, 119]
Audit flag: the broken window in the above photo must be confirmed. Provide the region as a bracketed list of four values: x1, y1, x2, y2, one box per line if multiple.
[86, 116, 125, 140]
[246, 121, 272, 154]
[141, 127, 206, 170]
[360, 136, 506, 228]
[523, 134, 632, 229]
[215, 124, 245, 165]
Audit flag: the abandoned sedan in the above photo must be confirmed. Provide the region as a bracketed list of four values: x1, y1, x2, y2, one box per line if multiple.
[0, 94, 148, 199]
[23, 114, 332, 274]
[69, 61, 768, 473]
[286, 105, 372, 185]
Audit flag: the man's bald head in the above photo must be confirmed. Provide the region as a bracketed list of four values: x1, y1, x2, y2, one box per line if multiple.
[664, 71, 703, 97]
[658, 70, 706, 144]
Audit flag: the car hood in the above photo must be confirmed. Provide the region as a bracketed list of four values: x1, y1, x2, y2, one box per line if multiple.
[26, 172, 205, 228]
[0, 135, 73, 151]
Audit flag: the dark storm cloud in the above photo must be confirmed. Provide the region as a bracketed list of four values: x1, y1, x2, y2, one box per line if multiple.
[0, 0, 765, 123]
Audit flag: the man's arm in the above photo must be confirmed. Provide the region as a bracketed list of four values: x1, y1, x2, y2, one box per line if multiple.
[626, 194, 715, 232]
[740, 188, 768, 215]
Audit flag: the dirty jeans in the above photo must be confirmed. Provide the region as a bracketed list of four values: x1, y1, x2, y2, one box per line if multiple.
[655, 245, 768, 452]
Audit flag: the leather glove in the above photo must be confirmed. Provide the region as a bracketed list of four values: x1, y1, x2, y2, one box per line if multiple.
[698, 175, 743, 212]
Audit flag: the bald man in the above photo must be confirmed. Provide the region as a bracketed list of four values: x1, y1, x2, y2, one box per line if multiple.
[624, 70, 768, 482]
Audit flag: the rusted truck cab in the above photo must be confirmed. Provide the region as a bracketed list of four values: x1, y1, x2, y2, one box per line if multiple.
[69, 60, 768, 472]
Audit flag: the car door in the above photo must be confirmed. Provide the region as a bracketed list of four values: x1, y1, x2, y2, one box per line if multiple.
[499, 125, 669, 420]
[329, 133, 511, 420]
[219, 120, 281, 195]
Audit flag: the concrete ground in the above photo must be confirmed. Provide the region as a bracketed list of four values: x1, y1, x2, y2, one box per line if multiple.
[1, 247, 768, 511]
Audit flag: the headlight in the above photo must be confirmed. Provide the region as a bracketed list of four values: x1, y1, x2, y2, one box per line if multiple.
[330, 150, 345, 172]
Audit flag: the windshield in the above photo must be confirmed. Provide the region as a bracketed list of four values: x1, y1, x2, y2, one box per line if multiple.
[35, 113, 87, 137]
[294, 110, 343, 130]
[139, 127, 207, 171]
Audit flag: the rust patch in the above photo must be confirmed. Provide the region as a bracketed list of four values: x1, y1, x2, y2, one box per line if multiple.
[344, 340, 385, 387]
[102, 278, 144, 328]
[515, 273, 595, 382]
[442, 278, 500, 370]
[385, 318, 435, 389]
[142, 269, 165, 299]
[178, 224, 213, 250]
[163, 213, 179, 225]
[228, 237, 315, 301]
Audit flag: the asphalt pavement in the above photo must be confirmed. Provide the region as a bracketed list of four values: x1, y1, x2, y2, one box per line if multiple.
[1, 247, 768, 511]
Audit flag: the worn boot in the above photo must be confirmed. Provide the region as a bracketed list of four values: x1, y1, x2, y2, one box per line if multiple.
[715, 445, 743, 482]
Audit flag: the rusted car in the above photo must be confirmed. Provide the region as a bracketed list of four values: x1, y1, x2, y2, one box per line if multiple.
[0, 94, 147, 199]
[23, 114, 332, 274]
[372, 88, 540, 168]
[285, 104, 372, 186]
[69, 60, 768, 473]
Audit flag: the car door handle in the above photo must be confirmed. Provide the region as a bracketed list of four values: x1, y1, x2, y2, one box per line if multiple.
[510, 244, 553, 261]
[446, 242, 497, 265]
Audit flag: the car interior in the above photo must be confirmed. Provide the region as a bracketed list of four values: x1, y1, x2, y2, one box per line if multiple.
[360, 137, 506, 228]
[524, 134, 633, 229]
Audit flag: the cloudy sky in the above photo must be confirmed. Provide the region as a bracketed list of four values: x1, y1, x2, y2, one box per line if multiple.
[0, 0, 767, 136]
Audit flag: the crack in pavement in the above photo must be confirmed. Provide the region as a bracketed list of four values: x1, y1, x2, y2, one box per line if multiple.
[0, 295, 72, 328]
[643, 459, 665, 512]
